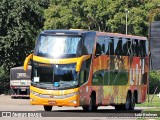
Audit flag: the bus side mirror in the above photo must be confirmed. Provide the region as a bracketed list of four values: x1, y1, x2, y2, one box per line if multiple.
[24, 54, 33, 71]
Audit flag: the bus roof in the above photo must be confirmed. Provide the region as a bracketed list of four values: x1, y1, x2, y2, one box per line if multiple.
[96, 32, 147, 40]
[42, 29, 147, 40]
[42, 29, 96, 36]
[10, 66, 31, 70]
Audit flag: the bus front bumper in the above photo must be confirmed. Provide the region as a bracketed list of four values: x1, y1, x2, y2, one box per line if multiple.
[30, 92, 79, 107]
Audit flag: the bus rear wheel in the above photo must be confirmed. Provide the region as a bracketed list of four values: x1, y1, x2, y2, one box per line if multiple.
[115, 105, 123, 110]
[123, 93, 131, 110]
[129, 93, 135, 110]
[82, 94, 98, 112]
[44, 105, 52, 111]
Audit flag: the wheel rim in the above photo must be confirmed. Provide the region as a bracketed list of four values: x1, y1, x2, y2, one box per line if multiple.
[126, 94, 130, 110]
[131, 94, 135, 109]
[88, 97, 93, 111]
[83, 94, 97, 112]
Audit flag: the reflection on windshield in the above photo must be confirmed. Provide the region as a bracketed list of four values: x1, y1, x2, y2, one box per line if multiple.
[32, 63, 78, 88]
[35, 35, 81, 58]
[54, 64, 77, 82]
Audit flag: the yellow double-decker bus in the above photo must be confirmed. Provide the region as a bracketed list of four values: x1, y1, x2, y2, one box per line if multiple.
[24, 29, 149, 111]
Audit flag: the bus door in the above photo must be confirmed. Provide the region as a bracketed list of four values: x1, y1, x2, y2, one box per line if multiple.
[79, 35, 95, 106]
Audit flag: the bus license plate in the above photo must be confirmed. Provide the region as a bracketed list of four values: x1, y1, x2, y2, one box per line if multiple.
[48, 100, 56, 105]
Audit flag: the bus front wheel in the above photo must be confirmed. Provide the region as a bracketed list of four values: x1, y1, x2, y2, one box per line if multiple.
[115, 105, 123, 110]
[44, 105, 52, 111]
[82, 94, 98, 112]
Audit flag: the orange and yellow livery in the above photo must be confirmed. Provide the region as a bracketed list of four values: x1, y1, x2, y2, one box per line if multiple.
[24, 29, 148, 111]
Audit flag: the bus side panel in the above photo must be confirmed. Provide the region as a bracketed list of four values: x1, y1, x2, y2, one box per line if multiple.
[91, 55, 130, 106]
[130, 57, 148, 103]
[89, 86, 130, 106]
[79, 84, 90, 106]
[102, 86, 129, 105]
[79, 54, 148, 106]
[136, 85, 147, 103]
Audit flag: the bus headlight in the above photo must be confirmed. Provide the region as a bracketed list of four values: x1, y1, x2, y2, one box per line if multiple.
[30, 90, 40, 96]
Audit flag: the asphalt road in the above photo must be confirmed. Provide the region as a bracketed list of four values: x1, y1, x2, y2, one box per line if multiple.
[0, 95, 153, 120]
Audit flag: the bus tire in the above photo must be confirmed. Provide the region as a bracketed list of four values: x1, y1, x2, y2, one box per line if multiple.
[129, 93, 135, 110]
[92, 106, 98, 111]
[123, 93, 131, 110]
[82, 93, 97, 112]
[115, 105, 123, 110]
[44, 106, 52, 111]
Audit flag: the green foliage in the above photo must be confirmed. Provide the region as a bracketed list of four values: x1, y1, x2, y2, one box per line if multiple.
[44, 0, 86, 29]
[0, 76, 10, 95]
[0, 67, 5, 77]
[0, 0, 47, 94]
[136, 95, 160, 107]
[0, 0, 45, 73]
[44, 0, 160, 36]
[149, 71, 160, 94]
[0, 67, 9, 94]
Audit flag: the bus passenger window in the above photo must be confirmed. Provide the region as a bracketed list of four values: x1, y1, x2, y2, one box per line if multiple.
[135, 40, 140, 57]
[114, 37, 118, 55]
[145, 41, 148, 56]
[96, 36, 106, 56]
[82, 35, 95, 55]
[96, 43, 101, 56]
[105, 37, 109, 54]
[92, 71, 104, 85]
[107, 38, 114, 55]
[115, 38, 122, 55]
[132, 39, 139, 56]
[132, 40, 135, 56]
[122, 38, 127, 56]
[127, 40, 132, 56]
[140, 40, 147, 57]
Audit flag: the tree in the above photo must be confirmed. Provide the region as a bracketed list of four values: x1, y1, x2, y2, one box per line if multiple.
[44, 0, 158, 36]
[44, 0, 86, 29]
[147, 0, 160, 23]
[0, 0, 45, 73]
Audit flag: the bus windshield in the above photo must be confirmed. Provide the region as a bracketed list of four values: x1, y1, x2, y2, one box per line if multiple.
[32, 63, 78, 89]
[34, 35, 82, 58]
